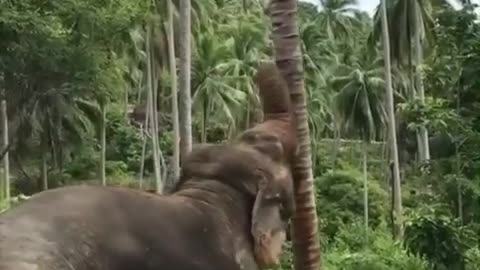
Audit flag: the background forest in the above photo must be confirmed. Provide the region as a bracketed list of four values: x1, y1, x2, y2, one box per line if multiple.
[1, 0, 480, 269]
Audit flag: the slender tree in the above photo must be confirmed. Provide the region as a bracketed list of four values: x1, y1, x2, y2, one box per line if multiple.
[1, 99, 9, 205]
[412, 0, 431, 162]
[167, 0, 181, 181]
[332, 52, 387, 244]
[269, 1, 322, 269]
[178, 0, 193, 160]
[41, 152, 48, 190]
[380, 0, 403, 240]
[146, 23, 163, 192]
[100, 103, 107, 186]
[371, 0, 435, 163]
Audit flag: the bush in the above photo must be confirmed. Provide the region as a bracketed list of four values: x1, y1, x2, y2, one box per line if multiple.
[64, 147, 99, 180]
[105, 160, 129, 177]
[272, 224, 431, 270]
[106, 105, 144, 172]
[404, 206, 477, 270]
[324, 223, 431, 270]
[315, 168, 388, 240]
[465, 247, 480, 270]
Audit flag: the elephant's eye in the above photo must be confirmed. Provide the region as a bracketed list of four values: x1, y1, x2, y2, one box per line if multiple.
[279, 204, 291, 220]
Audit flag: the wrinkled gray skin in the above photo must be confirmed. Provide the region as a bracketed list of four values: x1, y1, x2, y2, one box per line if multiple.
[0, 184, 258, 270]
[0, 62, 295, 270]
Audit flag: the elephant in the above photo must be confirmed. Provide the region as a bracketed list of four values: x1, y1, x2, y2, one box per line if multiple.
[0, 62, 297, 270]
[173, 141, 295, 267]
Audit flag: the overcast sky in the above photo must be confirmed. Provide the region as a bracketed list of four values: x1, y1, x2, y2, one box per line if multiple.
[301, 0, 473, 16]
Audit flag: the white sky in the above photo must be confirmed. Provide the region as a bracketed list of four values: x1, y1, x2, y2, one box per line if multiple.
[301, 0, 475, 16]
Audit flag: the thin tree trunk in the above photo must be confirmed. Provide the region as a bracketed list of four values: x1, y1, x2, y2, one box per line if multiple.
[382, 133, 390, 187]
[381, 0, 403, 240]
[408, 32, 424, 165]
[0, 168, 3, 202]
[0, 142, 13, 166]
[389, 161, 396, 237]
[363, 141, 369, 245]
[244, 81, 251, 129]
[167, 0, 180, 181]
[456, 82, 463, 224]
[152, 61, 162, 193]
[201, 99, 208, 143]
[1, 99, 9, 206]
[146, 24, 162, 193]
[413, 1, 430, 162]
[100, 103, 107, 187]
[125, 87, 129, 121]
[178, 0, 192, 161]
[139, 123, 147, 189]
[456, 143, 463, 224]
[332, 123, 341, 172]
[269, 1, 322, 269]
[42, 152, 48, 190]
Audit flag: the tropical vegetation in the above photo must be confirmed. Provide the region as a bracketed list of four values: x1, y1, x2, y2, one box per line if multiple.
[1, 0, 480, 269]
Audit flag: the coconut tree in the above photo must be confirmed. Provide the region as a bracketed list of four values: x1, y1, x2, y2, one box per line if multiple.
[145, 22, 163, 192]
[317, 0, 362, 41]
[268, 1, 322, 269]
[178, 0, 193, 162]
[332, 51, 387, 243]
[167, 0, 181, 180]
[218, 10, 270, 130]
[371, 0, 437, 163]
[1, 98, 9, 207]
[99, 101, 107, 186]
[380, 0, 404, 240]
[191, 28, 248, 142]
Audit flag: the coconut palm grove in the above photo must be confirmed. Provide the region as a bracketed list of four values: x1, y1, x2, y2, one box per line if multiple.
[1, 0, 480, 269]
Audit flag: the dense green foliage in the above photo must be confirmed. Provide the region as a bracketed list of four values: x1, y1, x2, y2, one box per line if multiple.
[1, 0, 480, 269]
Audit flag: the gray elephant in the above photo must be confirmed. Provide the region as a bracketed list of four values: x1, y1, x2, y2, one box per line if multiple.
[0, 62, 297, 270]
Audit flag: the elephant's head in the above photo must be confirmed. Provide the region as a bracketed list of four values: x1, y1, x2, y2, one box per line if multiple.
[176, 142, 294, 267]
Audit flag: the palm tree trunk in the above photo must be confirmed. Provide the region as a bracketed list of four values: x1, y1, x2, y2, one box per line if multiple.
[413, 1, 430, 162]
[456, 82, 463, 224]
[139, 123, 147, 189]
[41, 152, 48, 190]
[1, 99, 9, 205]
[178, 0, 192, 161]
[152, 60, 162, 193]
[138, 87, 151, 190]
[408, 40, 424, 165]
[167, 0, 180, 181]
[269, 1, 322, 269]
[363, 141, 369, 245]
[100, 103, 107, 187]
[201, 99, 208, 143]
[146, 24, 162, 193]
[381, 0, 403, 240]
[124, 86, 129, 121]
[332, 123, 341, 172]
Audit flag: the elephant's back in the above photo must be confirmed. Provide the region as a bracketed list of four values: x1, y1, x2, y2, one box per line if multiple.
[0, 185, 154, 270]
[0, 185, 252, 270]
